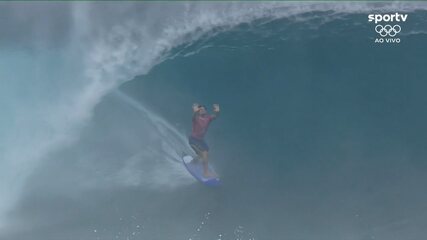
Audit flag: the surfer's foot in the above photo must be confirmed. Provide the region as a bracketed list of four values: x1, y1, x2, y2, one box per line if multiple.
[203, 171, 217, 178]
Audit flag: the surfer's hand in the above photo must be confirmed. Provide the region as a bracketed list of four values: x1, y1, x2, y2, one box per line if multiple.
[192, 103, 200, 112]
[213, 104, 220, 112]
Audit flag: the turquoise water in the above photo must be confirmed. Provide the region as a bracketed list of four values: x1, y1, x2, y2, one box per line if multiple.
[1, 2, 427, 240]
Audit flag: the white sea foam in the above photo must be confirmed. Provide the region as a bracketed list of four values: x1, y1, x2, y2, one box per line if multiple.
[111, 90, 194, 189]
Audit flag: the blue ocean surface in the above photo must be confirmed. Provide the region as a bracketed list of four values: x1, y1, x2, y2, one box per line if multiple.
[1, 2, 427, 240]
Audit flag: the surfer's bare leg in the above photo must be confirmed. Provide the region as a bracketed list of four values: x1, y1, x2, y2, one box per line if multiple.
[200, 151, 209, 176]
[201, 151, 216, 178]
[190, 145, 202, 163]
[190, 142, 215, 177]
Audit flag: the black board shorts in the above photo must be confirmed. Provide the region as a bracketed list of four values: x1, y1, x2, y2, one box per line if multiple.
[189, 136, 209, 152]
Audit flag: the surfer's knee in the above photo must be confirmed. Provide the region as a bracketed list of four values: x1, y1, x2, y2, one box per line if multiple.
[201, 151, 208, 161]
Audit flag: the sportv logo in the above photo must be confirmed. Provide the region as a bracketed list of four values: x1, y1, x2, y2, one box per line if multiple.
[368, 13, 408, 24]
[368, 13, 408, 43]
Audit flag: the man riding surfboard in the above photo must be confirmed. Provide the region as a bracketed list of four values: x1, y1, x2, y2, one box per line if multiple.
[189, 103, 220, 178]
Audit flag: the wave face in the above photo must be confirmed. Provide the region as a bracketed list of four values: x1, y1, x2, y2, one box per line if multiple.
[1, 2, 427, 239]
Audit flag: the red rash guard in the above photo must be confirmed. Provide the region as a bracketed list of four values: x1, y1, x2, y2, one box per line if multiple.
[191, 114, 216, 140]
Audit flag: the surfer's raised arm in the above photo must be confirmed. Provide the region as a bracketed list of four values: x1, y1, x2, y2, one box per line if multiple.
[212, 104, 220, 118]
[192, 103, 200, 113]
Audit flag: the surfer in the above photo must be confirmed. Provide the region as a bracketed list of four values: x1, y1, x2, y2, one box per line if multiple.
[189, 103, 220, 178]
